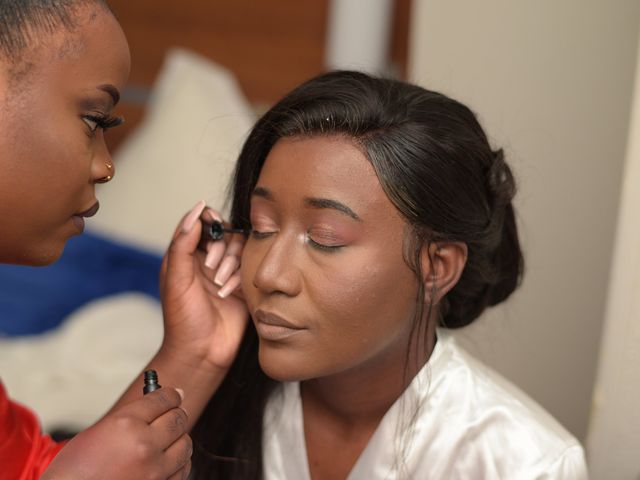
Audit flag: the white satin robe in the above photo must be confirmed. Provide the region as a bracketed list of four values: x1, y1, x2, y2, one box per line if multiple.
[262, 329, 588, 479]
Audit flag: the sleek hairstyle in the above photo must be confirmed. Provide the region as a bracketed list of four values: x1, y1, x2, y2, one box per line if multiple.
[0, 0, 111, 63]
[192, 70, 524, 479]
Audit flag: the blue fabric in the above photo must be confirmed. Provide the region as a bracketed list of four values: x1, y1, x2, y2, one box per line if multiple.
[0, 231, 162, 337]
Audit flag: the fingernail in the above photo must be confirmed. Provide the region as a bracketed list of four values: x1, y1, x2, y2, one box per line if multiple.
[181, 201, 206, 233]
[218, 274, 241, 298]
[176, 388, 185, 401]
[204, 242, 225, 270]
[214, 255, 238, 287]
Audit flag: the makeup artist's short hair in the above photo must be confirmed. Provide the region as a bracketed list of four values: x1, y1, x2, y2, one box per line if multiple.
[0, 0, 111, 73]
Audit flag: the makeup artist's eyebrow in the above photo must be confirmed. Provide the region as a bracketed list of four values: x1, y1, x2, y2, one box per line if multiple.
[97, 84, 121, 106]
[305, 197, 361, 221]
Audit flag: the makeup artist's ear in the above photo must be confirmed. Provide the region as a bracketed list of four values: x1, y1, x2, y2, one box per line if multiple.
[421, 241, 468, 303]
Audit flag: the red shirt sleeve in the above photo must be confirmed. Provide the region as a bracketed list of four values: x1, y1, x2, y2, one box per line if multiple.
[0, 381, 65, 480]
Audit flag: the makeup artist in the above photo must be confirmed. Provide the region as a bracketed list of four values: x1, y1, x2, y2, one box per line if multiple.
[0, 1, 237, 478]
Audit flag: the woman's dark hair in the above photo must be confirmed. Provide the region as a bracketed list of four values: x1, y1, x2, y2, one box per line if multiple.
[0, 0, 111, 63]
[191, 70, 524, 479]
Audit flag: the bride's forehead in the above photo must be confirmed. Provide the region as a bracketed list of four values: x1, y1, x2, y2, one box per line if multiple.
[265, 136, 370, 168]
[260, 137, 377, 185]
[255, 137, 393, 215]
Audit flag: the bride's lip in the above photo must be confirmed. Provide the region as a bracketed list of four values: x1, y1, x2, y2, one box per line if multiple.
[254, 309, 302, 329]
[254, 309, 306, 341]
[75, 201, 100, 218]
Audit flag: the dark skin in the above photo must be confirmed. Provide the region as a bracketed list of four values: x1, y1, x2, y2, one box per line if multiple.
[239, 135, 467, 479]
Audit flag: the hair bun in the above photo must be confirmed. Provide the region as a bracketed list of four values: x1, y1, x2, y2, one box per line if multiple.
[487, 149, 516, 210]
[484, 148, 523, 307]
[442, 148, 524, 328]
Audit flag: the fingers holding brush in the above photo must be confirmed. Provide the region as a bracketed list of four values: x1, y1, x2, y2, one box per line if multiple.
[195, 207, 248, 299]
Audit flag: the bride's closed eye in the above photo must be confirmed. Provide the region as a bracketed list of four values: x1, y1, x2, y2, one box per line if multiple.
[306, 228, 345, 252]
[251, 229, 276, 240]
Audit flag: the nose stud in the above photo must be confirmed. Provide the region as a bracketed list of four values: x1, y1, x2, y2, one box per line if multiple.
[96, 162, 113, 184]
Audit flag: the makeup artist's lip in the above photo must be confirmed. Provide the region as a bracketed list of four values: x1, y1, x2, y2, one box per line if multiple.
[75, 201, 100, 218]
[71, 216, 85, 232]
[71, 202, 100, 232]
[254, 309, 306, 341]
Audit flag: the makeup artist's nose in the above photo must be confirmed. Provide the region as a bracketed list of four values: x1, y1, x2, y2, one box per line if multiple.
[92, 139, 116, 184]
[253, 233, 302, 297]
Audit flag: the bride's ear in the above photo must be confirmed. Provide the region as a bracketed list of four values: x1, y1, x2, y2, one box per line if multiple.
[421, 242, 468, 303]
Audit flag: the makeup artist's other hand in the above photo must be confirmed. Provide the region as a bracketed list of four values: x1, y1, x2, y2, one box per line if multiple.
[160, 201, 249, 371]
[41, 388, 191, 480]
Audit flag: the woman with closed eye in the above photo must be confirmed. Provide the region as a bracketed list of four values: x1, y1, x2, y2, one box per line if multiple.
[166, 70, 590, 479]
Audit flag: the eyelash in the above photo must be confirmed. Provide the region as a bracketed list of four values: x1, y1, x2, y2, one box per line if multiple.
[250, 230, 272, 241]
[307, 237, 343, 252]
[82, 114, 124, 135]
[250, 229, 343, 253]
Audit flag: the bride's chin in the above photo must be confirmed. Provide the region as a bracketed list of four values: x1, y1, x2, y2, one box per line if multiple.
[258, 347, 313, 383]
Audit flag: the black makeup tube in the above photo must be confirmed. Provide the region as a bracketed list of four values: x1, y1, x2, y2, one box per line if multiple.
[201, 220, 251, 242]
[143, 369, 161, 395]
[198, 220, 251, 253]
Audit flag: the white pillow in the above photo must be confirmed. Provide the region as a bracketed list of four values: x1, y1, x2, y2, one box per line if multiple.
[0, 294, 163, 431]
[91, 48, 255, 252]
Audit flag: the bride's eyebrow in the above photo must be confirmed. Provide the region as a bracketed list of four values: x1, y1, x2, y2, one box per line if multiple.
[304, 197, 361, 221]
[252, 187, 361, 221]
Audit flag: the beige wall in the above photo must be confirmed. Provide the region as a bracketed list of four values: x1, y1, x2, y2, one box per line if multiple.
[586, 29, 640, 479]
[409, 0, 639, 440]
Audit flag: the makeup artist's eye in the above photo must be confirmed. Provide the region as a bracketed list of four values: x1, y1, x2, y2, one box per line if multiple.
[82, 114, 125, 135]
[82, 116, 98, 131]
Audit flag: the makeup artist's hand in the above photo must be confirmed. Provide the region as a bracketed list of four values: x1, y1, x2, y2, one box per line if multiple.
[41, 388, 191, 480]
[159, 201, 249, 371]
